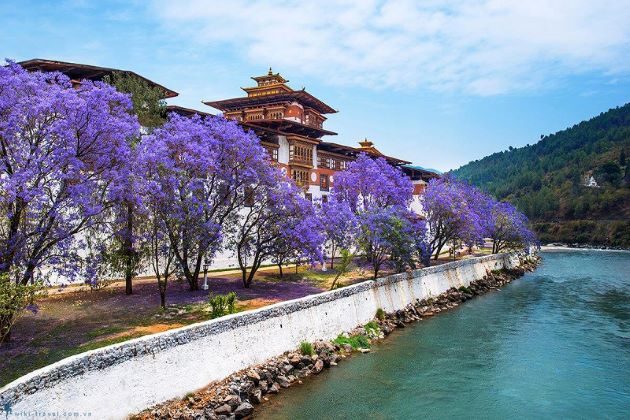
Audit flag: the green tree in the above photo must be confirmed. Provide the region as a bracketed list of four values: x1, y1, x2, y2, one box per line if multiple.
[0, 275, 41, 344]
[102, 72, 167, 295]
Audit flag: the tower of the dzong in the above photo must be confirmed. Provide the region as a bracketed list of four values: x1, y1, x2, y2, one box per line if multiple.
[204, 68, 338, 192]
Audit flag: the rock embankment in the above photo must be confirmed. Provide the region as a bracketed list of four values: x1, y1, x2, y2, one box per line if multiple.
[133, 258, 539, 420]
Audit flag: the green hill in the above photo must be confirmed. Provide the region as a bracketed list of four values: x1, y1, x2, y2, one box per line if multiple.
[451, 103, 630, 248]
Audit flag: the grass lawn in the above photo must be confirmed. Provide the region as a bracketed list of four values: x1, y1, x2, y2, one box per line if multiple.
[0, 262, 374, 386]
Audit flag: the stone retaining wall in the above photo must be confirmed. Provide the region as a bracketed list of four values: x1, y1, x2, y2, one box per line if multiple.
[0, 253, 523, 419]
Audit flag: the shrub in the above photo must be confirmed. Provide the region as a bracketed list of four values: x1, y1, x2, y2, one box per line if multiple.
[0, 275, 41, 343]
[332, 333, 370, 350]
[208, 292, 238, 319]
[299, 341, 314, 356]
[375, 308, 386, 320]
[364, 321, 380, 333]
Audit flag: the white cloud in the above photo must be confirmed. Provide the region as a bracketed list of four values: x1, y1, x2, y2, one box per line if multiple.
[151, 0, 630, 95]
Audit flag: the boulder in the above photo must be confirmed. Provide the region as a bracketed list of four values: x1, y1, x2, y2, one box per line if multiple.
[312, 359, 324, 374]
[289, 354, 302, 366]
[234, 402, 254, 419]
[214, 404, 232, 416]
[257, 380, 268, 394]
[249, 388, 262, 404]
[246, 370, 260, 384]
[223, 395, 241, 410]
[276, 375, 290, 388]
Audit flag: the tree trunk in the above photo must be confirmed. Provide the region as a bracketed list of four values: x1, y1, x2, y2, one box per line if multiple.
[244, 267, 256, 288]
[0, 316, 11, 345]
[330, 272, 342, 290]
[124, 202, 135, 295]
[330, 244, 336, 269]
[278, 264, 283, 278]
[160, 290, 166, 309]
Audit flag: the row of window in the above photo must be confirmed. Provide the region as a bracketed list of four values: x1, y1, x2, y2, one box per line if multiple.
[244, 176, 330, 207]
[289, 143, 313, 165]
[317, 156, 348, 170]
[304, 113, 323, 128]
[263, 146, 346, 176]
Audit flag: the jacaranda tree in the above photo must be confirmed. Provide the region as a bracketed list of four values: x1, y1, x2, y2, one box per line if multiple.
[333, 153, 413, 212]
[422, 177, 486, 260]
[227, 169, 323, 287]
[357, 207, 418, 278]
[488, 201, 536, 253]
[318, 197, 358, 269]
[99, 71, 168, 295]
[137, 114, 271, 290]
[0, 62, 138, 342]
[332, 154, 416, 276]
[0, 62, 138, 283]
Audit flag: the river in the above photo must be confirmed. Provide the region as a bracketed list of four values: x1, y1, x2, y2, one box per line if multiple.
[257, 250, 630, 419]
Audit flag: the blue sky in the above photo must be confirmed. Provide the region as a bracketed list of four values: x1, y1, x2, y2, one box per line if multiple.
[2, 0, 629, 171]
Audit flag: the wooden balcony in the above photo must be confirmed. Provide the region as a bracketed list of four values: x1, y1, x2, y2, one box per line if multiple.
[289, 156, 313, 167]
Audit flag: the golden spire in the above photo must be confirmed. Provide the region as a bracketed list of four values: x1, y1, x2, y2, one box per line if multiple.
[268, 67, 273, 76]
[359, 138, 374, 148]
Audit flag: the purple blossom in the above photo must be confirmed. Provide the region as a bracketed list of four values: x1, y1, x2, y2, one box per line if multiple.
[333, 154, 413, 212]
[487, 201, 536, 253]
[317, 197, 358, 268]
[423, 176, 536, 260]
[331, 153, 418, 275]
[226, 169, 324, 287]
[0, 61, 139, 284]
[136, 112, 273, 290]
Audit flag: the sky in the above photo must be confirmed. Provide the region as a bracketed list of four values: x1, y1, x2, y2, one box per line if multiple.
[2, 0, 629, 171]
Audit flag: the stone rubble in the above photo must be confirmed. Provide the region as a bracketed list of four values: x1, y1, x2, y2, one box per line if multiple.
[133, 257, 539, 420]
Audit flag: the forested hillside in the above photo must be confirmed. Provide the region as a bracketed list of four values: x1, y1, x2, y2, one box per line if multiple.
[451, 103, 630, 247]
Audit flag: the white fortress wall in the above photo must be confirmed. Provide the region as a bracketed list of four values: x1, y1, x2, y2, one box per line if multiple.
[0, 253, 525, 419]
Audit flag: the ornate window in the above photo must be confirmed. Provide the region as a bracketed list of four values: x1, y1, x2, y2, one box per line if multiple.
[317, 155, 330, 169]
[291, 169, 309, 186]
[289, 143, 313, 165]
[320, 174, 329, 191]
[264, 146, 279, 161]
[246, 112, 264, 121]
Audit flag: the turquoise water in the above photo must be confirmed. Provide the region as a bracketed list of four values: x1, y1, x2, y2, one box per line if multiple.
[257, 250, 630, 419]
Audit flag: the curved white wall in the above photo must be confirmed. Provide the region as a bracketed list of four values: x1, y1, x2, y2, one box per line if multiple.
[0, 253, 524, 419]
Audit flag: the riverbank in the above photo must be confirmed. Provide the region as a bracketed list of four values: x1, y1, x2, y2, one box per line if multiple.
[0, 253, 528, 418]
[542, 244, 630, 252]
[255, 249, 630, 419]
[133, 256, 540, 419]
